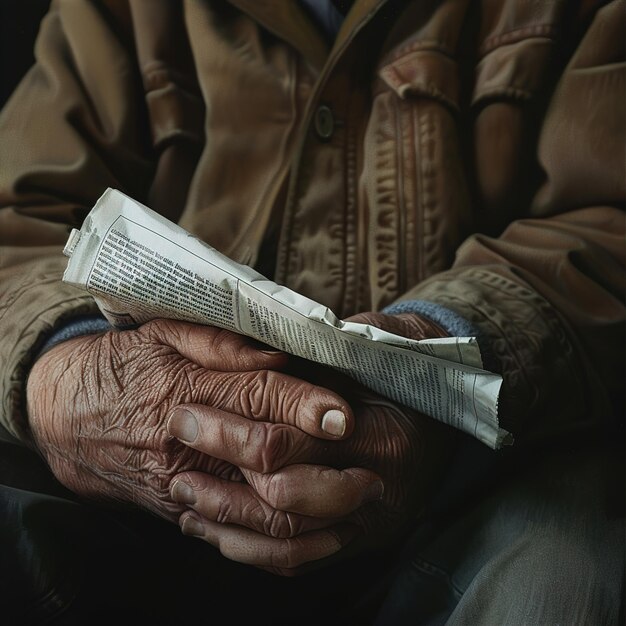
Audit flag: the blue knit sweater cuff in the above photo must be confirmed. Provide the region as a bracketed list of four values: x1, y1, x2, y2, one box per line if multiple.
[383, 300, 478, 337]
[39, 315, 112, 356]
[382, 300, 497, 371]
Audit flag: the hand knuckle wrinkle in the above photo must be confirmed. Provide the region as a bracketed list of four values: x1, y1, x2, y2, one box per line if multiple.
[244, 370, 269, 418]
[266, 472, 289, 510]
[216, 494, 233, 524]
[282, 537, 308, 569]
[261, 425, 292, 473]
[265, 509, 293, 539]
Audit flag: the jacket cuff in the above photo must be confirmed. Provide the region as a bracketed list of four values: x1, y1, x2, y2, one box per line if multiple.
[0, 254, 99, 445]
[395, 267, 586, 441]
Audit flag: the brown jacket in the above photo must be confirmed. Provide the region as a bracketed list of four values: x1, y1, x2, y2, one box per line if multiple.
[0, 0, 624, 445]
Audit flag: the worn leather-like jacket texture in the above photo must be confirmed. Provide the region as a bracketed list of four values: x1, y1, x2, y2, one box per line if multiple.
[0, 0, 624, 445]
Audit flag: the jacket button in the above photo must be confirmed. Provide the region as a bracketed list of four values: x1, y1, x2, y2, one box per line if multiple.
[314, 105, 334, 140]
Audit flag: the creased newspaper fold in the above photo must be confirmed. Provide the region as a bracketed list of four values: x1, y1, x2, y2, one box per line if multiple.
[62, 189, 511, 449]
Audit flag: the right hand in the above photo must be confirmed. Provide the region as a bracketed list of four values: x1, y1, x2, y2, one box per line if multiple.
[26, 319, 356, 521]
[164, 311, 452, 574]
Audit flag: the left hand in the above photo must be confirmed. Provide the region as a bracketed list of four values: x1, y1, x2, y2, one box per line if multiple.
[26, 319, 356, 521]
[166, 312, 454, 575]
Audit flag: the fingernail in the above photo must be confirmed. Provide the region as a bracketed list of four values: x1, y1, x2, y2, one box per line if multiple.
[167, 408, 198, 443]
[171, 480, 196, 505]
[181, 514, 204, 537]
[261, 349, 283, 356]
[363, 481, 385, 503]
[321, 409, 346, 437]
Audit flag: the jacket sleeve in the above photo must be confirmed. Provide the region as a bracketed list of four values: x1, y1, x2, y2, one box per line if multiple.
[397, 1, 625, 443]
[0, 0, 154, 443]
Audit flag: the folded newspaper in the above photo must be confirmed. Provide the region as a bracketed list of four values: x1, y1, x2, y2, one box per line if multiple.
[62, 188, 511, 449]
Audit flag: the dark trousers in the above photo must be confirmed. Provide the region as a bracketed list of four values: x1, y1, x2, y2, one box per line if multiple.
[1, 423, 623, 626]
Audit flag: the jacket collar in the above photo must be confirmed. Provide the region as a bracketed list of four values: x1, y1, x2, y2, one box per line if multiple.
[227, 0, 387, 71]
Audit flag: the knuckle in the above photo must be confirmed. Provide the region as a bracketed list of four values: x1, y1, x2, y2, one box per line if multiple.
[241, 369, 270, 418]
[243, 370, 310, 428]
[259, 425, 294, 473]
[215, 492, 234, 524]
[241, 497, 264, 527]
[265, 472, 291, 511]
[280, 378, 309, 424]
[223, 418, 255, 464]
[207, 328, 238, 360]
[289, 384, 309, 419]
[264, 509, 296, 539]
[245, 441, 268, 474]
[143, 318, 170, 341]
[279, 538, 307, 569]
[239, 424, 275, 473]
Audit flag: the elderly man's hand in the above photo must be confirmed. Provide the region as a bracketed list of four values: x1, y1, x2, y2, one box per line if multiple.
[168, 311, 453, 575]
[26, 319, 357, 523]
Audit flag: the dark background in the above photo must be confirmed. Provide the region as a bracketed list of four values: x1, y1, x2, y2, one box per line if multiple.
[0, 0, 50, 107]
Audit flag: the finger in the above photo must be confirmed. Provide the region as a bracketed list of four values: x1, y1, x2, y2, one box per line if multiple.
[194, 368, 355, 439]
[178, 511, 356, 569]
[143, 319, 289, 372]
[167, 407, 327, 473]
[170, 472, 338, 538]
[346, 312, 448, 340]
[243, 464, 384, 517]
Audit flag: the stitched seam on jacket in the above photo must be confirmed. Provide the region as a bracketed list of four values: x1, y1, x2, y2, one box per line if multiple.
[342, 117, 358, 314]
[479, 24, 559, 57]
[381, 40, 455, 67]
[395, 99, 406, 297]
[412, 100, 423, 283]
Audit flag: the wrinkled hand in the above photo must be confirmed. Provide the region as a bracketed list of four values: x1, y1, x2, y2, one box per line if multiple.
[26, 319, 355, 521]
[168, 311, 453, 574]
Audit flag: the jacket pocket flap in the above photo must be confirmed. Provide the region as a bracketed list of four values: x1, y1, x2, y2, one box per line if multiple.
[473, 38, 553, 105]
[378, 49, 460, 111]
